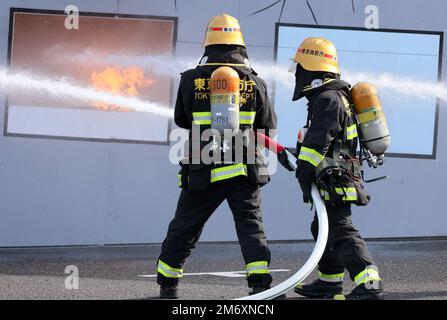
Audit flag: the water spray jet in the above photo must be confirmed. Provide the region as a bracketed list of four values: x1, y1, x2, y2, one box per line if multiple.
[0, 68, 174, 118]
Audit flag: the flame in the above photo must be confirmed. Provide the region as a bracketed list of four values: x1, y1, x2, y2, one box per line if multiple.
[90, 66, 154, 111]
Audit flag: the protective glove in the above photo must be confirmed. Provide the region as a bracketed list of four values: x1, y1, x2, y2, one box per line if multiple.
[277, 148, 295, 172]
[296, 160, 317, 203]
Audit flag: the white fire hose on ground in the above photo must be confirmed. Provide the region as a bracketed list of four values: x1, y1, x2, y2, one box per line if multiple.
[236, 184, 328, 300]
[236, 134, 329, 300]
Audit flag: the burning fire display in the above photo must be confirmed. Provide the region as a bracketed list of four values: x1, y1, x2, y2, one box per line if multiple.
[90, 66, 154, 112]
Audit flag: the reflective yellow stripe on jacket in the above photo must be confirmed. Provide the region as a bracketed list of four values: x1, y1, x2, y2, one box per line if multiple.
[320, 187, 358, 201]
[192, 111, 256, 125]
[192, 111, 212, 125]
[298, 146, 325, 167]
[346, 124, 358, 140]
[239, 111, 256, 125]
[246, 261, 269, 276]
[210, 163, 247, 183]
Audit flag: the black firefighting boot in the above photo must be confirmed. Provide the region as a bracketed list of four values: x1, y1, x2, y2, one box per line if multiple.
[160, 286, 178, 299]
[294, 279, 343, 299]
[248, 274, 286, 299]
[249, 285, 268, 295]
[157, 273, 179, 299]
[248, 274, 272, 295]
[345, 280, 384, 300]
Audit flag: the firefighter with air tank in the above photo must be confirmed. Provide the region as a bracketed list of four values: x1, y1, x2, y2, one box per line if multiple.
[156, 14, 277, 299]
[278, 37, 390, 300]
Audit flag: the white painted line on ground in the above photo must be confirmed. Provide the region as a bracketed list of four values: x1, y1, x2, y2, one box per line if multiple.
[139, 269, 290, 278]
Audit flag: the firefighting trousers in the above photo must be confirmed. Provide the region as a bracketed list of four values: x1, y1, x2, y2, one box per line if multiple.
[158, 176, 271, 286]
[310, 204, 376, 281]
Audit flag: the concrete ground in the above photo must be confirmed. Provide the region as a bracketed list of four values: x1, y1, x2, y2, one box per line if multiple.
[0, 240, 446, 300]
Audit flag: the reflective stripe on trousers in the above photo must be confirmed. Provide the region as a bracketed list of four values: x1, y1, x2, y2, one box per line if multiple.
[354, 265, 381, 286]
[157, 260, 183, 278]
[320, 187, 358, 201]
[298, 146, 325, 167]
[246, 261, 269, 276]
[318, 271, 345, 283]
[210, 163, 247, 183]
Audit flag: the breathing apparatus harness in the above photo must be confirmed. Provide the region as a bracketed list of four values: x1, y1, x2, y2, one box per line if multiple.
[298, 88, 388, 206]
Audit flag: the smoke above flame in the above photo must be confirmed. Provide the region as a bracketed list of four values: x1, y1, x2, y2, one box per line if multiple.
[90, 66, 154, 111]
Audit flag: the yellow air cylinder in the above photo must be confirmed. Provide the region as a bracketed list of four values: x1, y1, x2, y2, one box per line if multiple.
[210, 66, 240, 133]
[351, 82, 390, 155]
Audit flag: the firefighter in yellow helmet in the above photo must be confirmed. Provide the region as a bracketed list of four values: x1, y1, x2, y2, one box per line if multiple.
[156, 14, 277, 299]
[280, 37, 384, 300]
[202, 14, 245, 47]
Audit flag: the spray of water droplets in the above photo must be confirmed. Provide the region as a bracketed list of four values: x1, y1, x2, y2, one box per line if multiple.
[1, 53, 446, 119]
[0, 68, 174, 118]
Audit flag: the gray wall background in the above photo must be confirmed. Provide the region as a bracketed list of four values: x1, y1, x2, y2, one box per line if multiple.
[0, 0, 446, 246]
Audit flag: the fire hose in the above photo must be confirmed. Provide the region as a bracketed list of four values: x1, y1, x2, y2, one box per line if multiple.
[236, 133, 329, 300]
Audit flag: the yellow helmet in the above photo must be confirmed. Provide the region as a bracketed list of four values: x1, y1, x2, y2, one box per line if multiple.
[289, 37, 340, 75]
[203, 13, 245, 47]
